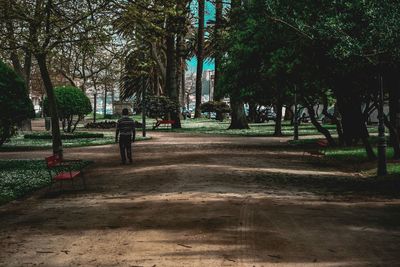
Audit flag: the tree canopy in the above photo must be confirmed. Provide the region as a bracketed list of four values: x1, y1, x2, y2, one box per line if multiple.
[44, 86, 92, 133]
[0, 60, 34, 145]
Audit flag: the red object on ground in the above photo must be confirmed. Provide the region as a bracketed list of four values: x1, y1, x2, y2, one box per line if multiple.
[45, 155, 86, 189]
[153, 119, 176, 129]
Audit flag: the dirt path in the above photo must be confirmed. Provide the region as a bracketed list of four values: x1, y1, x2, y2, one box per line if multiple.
[1, 133, 400, 267]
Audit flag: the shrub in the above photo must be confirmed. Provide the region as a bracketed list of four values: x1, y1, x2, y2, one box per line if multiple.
[200, 101, 231, 114]
[84, 120, 143, 129]
[137, 96, 180, 119]
[43, 86, 92, 133]
[0, 60, 34, 146]
[24, 132, 104, 140]
[85, 121, 117, 129]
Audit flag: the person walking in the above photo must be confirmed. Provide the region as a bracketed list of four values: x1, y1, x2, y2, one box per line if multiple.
[115, 108, 136, 164]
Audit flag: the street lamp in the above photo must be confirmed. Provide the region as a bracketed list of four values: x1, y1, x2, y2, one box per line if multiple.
[377, 75, 387, 176]
[207, 70, 214, 102]
[93, 91, 97, 123]
[142, 77, 147, 138]
[294, 85, 299, 141]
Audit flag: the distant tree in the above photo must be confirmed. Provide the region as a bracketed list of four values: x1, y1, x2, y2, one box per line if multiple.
[115, 0, 193, 129]
[44, 86, 92, 133]
[0, 60, 34, 146]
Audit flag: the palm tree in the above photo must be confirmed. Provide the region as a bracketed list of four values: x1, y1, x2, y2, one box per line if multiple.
[195, 0, 205, 118]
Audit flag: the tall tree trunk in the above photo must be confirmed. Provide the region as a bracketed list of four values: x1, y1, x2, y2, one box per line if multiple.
[333, 104, 345, 145]
[103, 89, 107, 117]
[248, 101, 257, 123]
[227, 0, 248, 128]
[321, 95, 344, 145]
[176, 33, 185, 116]
[306, 103, 336, 146]
[166, 17, 181, 128]
[36, 53, 63, 157]
[229, 98, 249, 129]
[361, 124, 376, 160]
[389, 83, 400, 158]
[335, 89, 376, 159]
[194, 0, 205, 118]
[111, 88, 115, 114]
[93, 91, 97, 123]
[384, 115, 400, 159]
[180, 67, 186, 107]
[214, 0, 223, 104]
[274, 101, 283, 136]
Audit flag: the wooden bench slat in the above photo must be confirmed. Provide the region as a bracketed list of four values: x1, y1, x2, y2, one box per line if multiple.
[45, 155, 87, 190]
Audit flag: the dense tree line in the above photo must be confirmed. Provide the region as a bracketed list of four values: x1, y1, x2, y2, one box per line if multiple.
[217, 0, 400, 159]
[1, 0, 399, 159]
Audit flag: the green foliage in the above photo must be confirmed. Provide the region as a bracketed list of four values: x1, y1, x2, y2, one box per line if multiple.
[200, 101, 231, 114]
[0, 60, 34, 146]
[0, 160, 91, 204]
[218, 0, 400, 102]
[142, 96, 180, 119]
[388, 164, 400, 176]
[85, 121, 117, 129]
[43, 86, 92, 133]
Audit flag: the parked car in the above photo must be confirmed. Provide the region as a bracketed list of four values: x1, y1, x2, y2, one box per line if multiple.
[182, 108, 192, 119]
[257, 108, 276, 122]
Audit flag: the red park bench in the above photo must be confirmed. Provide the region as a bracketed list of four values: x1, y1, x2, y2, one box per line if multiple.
[152, 119, 175, 130]
[45, 154, 87, 191]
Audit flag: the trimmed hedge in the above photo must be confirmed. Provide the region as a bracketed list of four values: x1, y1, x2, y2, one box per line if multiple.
[85, 121, 117, 129]
[0, 60, 34, 146]
[24, 132, 104, 140]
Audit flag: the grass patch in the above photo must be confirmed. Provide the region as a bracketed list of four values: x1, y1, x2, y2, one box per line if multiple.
[151, 119, 339, 137]
[0, 160, 91, 205]
[0, 133, 151, 152]
[290, 136, 396, 163]
[388, 163, 400, 175]
[24, 132, 104, 140]
[325, 147, 395, 163]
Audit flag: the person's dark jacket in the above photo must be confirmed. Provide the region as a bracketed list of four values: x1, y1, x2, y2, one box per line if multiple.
[115, 116, 136, 142]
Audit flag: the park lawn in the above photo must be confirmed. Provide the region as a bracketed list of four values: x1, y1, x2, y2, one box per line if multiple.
[388, 163, 400, 175]
[153, 118, 339, 137]
[290, 136, 396, 163]
[0, 132, 151, 152]
[324, 147, 395, 163]
[88, 117, 378, 137]
[0, 160, 91, 205]
[290, 136, 399, 178]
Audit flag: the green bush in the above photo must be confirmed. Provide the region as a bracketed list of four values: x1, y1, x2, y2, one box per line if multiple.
[24, 132, 104, 140]
[139, 96, 180, 119]
[43, 86, 92, 133]
[0, 60, 34, 146]
[200, 101, 231, 114]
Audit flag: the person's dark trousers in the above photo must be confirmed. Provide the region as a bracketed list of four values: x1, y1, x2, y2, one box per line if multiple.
[119, 135, 132, 163]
